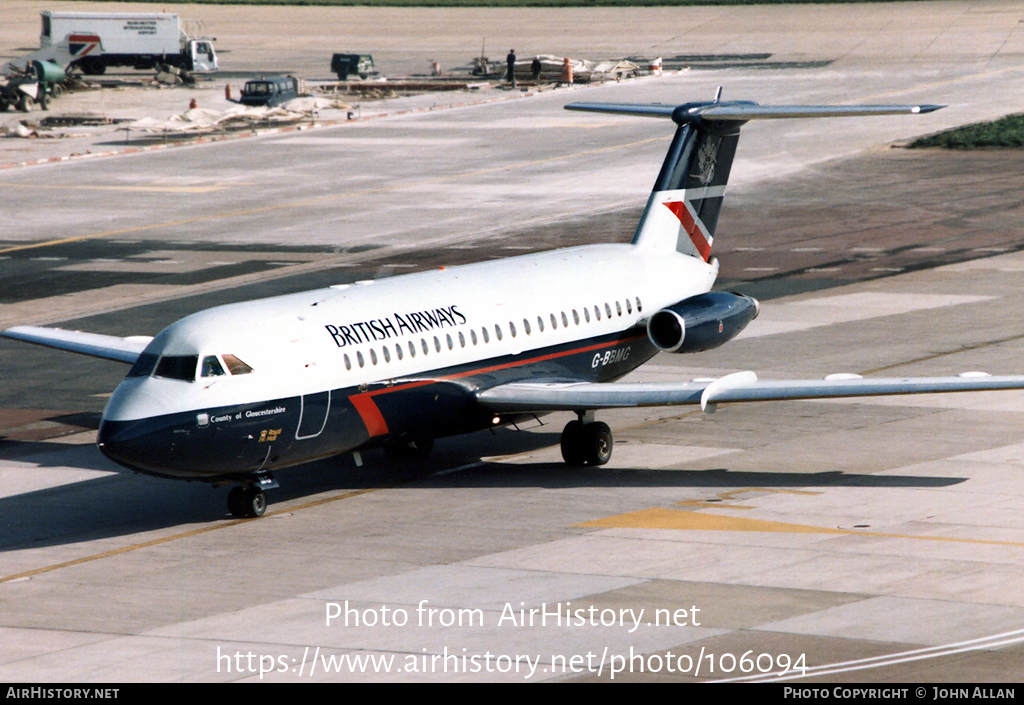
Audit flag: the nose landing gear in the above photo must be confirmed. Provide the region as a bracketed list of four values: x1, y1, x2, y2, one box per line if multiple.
[226, 474, 278, 518]
[227, 485, 266, 518]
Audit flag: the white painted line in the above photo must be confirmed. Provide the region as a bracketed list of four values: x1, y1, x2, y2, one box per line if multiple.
[717, 626, 1024, 683]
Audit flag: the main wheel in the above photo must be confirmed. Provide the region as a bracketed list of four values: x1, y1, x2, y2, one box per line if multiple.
[582, 422, 613, 466]
[560, 420, 586, 466]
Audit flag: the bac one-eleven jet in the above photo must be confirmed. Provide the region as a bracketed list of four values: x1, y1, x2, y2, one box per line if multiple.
[7, 96, 1024, 519]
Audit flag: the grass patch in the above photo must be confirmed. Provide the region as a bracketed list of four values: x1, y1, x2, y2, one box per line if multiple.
[908, 114, 1024, 149]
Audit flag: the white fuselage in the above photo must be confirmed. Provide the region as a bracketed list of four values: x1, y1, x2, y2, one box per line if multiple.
[103, 243, 717, 424]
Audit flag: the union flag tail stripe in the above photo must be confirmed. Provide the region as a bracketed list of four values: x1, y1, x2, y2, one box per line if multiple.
[664, 200, 713, 262]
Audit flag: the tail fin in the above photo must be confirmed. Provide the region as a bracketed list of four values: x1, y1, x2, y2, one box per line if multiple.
[634, 118, 739, 259]
[566, 97, 942, 260]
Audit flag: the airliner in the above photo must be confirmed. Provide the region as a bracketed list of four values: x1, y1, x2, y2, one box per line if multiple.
[7, 95, 1024, 519]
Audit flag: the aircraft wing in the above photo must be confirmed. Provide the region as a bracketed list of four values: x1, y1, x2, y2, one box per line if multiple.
[475, 371, 1024, 414]
[1, 325, 151, 364]
[564, 101, 945, 122]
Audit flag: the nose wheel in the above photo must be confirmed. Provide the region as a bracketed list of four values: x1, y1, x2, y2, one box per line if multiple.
[560, 419, 613, 466]
[227, 484, 268, 518]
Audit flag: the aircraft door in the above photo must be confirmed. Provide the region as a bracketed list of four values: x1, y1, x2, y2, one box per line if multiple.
[296, 391, 330, 440]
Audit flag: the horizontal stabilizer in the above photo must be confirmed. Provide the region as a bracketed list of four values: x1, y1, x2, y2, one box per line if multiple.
[1, 325, 151, 364]
[568, 96, 943, 259]
[565, 101, 945, 125]
[476, 372, 1024, 414]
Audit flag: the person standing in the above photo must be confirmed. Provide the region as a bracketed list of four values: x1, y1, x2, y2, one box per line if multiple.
[506, 49, 517, 88]
[531, 56, 542, 84]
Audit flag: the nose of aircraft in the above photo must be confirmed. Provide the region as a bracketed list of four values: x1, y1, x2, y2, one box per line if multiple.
[97, 380, 182, 476]
[97, 416, 172, 476]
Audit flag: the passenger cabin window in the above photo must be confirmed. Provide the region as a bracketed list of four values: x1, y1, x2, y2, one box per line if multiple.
[155, 355, 198, 382]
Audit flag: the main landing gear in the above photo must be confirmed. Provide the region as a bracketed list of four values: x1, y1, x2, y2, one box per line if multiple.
[560, 413, 613, 466]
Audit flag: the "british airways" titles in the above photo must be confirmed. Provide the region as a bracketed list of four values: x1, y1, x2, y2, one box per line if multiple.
[325, 305, 467, 348]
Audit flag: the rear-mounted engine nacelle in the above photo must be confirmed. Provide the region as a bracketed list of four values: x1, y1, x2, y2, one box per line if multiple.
[647, 291, 759, 353]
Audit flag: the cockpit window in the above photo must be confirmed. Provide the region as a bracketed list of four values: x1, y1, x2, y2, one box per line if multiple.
[222, 354, 254, 375]
[154, 355, 198, 382]
[127, 352, 159, 378]
[201, 355, 226, 377]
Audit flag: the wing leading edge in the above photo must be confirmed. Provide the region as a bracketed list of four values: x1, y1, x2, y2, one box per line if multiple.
[1, 326, 151, 364]
[475, 371, 1024, 415]
[564, 101, 945, 124]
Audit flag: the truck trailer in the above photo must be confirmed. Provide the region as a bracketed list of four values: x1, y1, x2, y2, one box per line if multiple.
[33, 11, 217, 75]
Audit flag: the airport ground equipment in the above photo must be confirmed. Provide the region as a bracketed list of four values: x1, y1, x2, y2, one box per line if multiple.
[238, 77, 299, 107]
[3, 11, 217, 77]
[0, 60, 65, 112]
[330, 54, 376, 81]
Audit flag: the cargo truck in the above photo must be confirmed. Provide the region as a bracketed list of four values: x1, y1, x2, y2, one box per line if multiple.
[10, 11, 218, 76]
